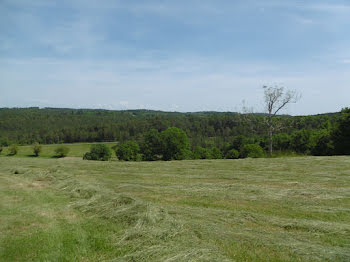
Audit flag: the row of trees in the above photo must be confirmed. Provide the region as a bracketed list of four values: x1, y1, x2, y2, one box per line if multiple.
[1, 108, 348, 160]
[83, 106, 350, 161]
[0, 144, 70, 158]
[82, 127, 266, 162]
[0, 107, 338, 148]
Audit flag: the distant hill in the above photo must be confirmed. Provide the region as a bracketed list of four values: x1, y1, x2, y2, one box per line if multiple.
[0, 107, 340, 146]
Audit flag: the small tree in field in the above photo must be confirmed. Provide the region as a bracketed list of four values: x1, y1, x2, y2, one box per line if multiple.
[83, 144, 112, 161]
[8, 144, 18, 156]
[32, 143, 42, 157]
[114, 141, 140, 161]
[263, 85, 300, 155]
[55, 145, 69, 158]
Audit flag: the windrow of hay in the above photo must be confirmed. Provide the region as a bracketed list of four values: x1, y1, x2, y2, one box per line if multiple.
[46, 171, 232, 261]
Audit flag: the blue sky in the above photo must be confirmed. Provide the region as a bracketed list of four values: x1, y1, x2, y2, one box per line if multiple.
[1, 0, 349, 115]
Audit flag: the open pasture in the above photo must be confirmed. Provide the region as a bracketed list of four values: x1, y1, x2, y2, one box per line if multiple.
[0, 156, 349, 261]
[0, 142, 118, 158]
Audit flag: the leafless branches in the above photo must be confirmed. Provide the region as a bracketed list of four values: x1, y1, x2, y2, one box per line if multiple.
[263, 85, 300, 155]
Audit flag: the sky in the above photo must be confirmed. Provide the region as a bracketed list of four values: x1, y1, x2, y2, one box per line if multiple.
[1, 0, 349, 115]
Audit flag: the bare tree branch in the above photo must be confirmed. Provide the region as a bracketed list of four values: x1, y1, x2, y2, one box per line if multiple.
[263, 85, 300, 155]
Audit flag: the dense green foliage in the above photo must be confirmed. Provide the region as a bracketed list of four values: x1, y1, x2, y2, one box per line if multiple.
[32, 143, 42, 157]
[140, 129, 163, 161]
[138, 127, 190, 161]
[240, 144, 265, 158]
[160, 127, 190, 160]
[114, 141, 140, 161]
[55, 146, 70, 158]
[332, 108, 350, 155]
[225, 149, 239, 159]
[0, 107, 349, 158]
[83, 144, 112, 161]
[8, 144, 18, 156]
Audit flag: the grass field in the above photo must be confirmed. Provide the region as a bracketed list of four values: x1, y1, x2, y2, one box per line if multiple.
[1, 142, 118, 158]
[0, 155, 349, 261]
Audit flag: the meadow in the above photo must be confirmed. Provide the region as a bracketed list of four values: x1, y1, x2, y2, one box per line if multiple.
[1, 142, 118, 158]
[0, 153, 349, 261]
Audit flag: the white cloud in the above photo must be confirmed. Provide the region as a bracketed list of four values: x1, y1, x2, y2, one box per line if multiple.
[119, 101, 129, 107]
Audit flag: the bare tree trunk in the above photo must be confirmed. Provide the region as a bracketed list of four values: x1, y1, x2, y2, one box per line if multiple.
[267, 114, 273, 156]
[263, 86, 300, 156]
[269, 126, 273, 156]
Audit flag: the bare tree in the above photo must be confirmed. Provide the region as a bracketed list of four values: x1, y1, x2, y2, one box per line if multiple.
[263, 85, 300, 155]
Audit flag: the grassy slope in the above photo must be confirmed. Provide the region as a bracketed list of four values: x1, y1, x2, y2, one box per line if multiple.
[1, 142, 118, 158]
[0, 156, 349, 261]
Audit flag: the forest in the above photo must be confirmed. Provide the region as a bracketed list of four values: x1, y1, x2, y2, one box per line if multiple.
[0, 107, 349, 160]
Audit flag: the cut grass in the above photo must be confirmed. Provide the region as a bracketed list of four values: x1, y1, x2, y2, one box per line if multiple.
[0, 156, 349, 261]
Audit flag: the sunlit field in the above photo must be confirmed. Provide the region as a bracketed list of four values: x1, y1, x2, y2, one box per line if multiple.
[1, 155, 349, 261]
[1, 142, 118, 158]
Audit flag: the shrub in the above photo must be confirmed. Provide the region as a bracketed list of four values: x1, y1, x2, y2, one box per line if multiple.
[225, 149, 239, 159]
[114, 141, 140, 161]
[193, 146, 211, 159]
[210, 147, 222, 159]
[240, 144, 264, 158]
[0, 146, 2, 154]
[55, 145, 70, 158]
[182, 149, 194, 160]
[83, 144, 112, 161]
[32, 143, 42, 157]
[0, 138, 9, 147]
[8, 144, 18, 156]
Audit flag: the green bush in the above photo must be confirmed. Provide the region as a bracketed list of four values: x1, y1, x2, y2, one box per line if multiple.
[0, 138, 9, 147]
[240, 144, 264, 158]
[8, 144, 18, 156]
[83, 144, 112, 161]
[210, 147, 222, 159]
[225, 149, 239, 159]
[114, 141, 140, 161]
[55, 146, 70, 158]
[193, 146, 211, 159]
[32, 143, 42, 157]
[0, 146, 3, 154]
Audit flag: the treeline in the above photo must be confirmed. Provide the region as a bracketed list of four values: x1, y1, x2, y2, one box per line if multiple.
[0, 107, 349, 157]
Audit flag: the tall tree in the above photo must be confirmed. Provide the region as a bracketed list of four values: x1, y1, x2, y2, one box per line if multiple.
[263, 85, 300, 155]
[161, 127, 190, 160]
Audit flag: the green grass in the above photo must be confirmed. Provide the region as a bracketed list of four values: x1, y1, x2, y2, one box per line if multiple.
[0, 142, 118, 158]
[0, 156, 349, 261]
